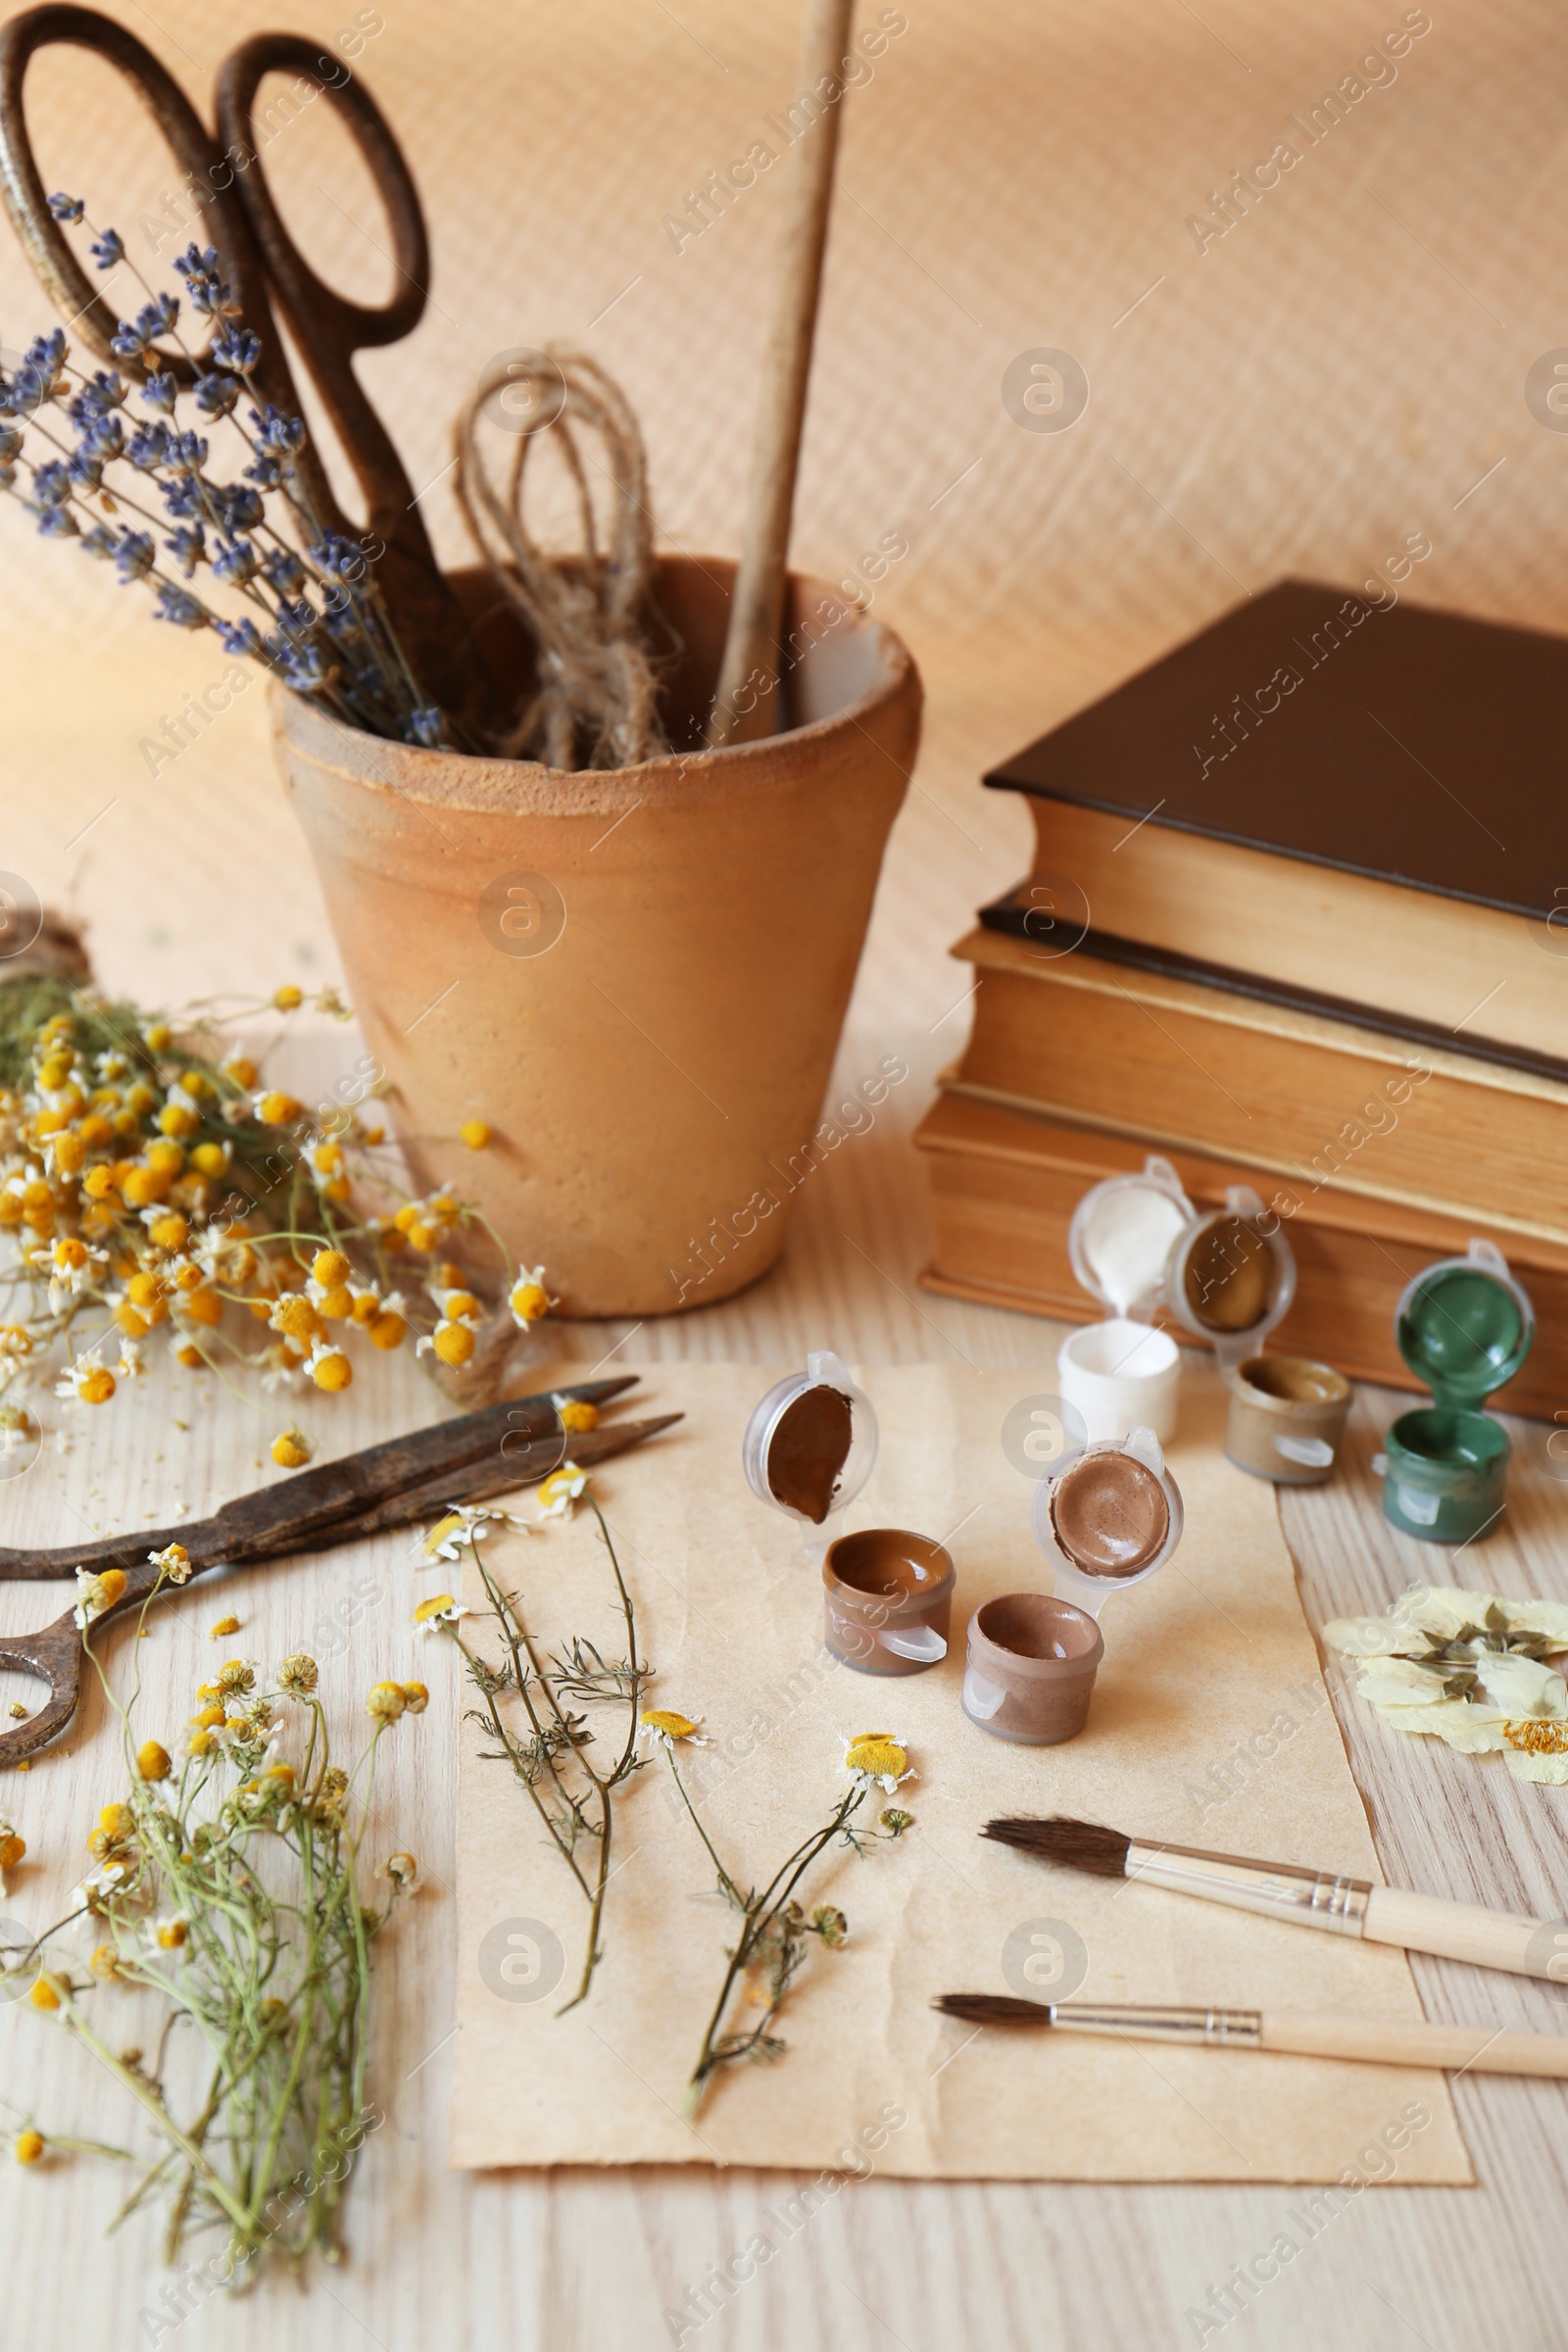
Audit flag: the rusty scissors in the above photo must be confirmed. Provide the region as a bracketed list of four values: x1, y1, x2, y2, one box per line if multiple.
[0, 1375, 680, 1766]
[0, 2, 498, 731]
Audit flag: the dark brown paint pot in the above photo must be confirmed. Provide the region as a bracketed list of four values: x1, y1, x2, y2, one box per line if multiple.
[823, 1529, 955, 1676]
[1226, 1353, 1350, 1486]
[962, 1593, 1103, 1744]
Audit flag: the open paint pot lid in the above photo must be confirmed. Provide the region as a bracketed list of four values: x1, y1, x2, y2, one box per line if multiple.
[742, 1349, 878, 1549]
[1031, 1425, 1185, 1620]
[1393, 1239, 1535, 1412]
[1067, 1154, 1195, 1323]
[1163, 1186, 1296, 1371]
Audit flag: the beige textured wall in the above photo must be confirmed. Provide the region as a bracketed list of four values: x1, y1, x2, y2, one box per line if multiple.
[0, 0, 1561, 1000]
[1, 0, 1561, 662]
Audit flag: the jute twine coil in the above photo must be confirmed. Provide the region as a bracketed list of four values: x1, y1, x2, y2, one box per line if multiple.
[452, 347, 668, 770]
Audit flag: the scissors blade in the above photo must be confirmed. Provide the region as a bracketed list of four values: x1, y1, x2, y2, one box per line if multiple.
[0, 1404, 682, 1769]
[0, 1375, 642, 1582]
[283, 1412, 686, 1547]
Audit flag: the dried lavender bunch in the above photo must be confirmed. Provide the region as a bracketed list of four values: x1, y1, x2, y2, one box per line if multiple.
[0, 196, 447, 747]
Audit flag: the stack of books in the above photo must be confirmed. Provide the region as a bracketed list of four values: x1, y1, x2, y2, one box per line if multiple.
[915, 580, 1568, 1415]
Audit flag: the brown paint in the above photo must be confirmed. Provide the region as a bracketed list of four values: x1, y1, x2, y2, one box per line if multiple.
[964, 1593, 1103, 1744]
[1182, 1213, 1272, 1334]
[767, 1382, 855, 1523]
[1049, 1451, 1169, 1578]
[1238, 1354, 1347, 1406]
[823, 1529, 955, 1677]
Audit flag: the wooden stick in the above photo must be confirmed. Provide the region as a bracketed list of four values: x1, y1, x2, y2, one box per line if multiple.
[706, 0, 857, 750]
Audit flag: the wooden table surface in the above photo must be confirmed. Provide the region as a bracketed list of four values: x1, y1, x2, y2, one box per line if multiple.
[5, 645, 1567, 2351]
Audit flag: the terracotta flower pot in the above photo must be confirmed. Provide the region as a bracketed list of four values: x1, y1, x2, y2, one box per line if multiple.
[272, 558, 921, 1316]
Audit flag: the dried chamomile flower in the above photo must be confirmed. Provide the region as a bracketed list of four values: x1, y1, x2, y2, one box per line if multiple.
[148, 1541, 191, 1584]
[271, 1427, 314, 1469]
[13, 2129, 44, 2165]
[508, 1264, 556, 1326]
[554, 1392, 599, 1434]
[275, 1652, 318, 1696]
[879, 1807, 914, 1838]
[57, 1345, 115, 1405]
[412, 1503, 509, 1564]
[135, 1740, 172, 1783]
[0, 1818, 24, 1893]
[842, 1733, 915, 1795]
[364, 1681, 408, 1725]
[74, 1565, 126, 1628]
[809, 1905, 849, 1948]
[636, 1709, 708, 1751]
[537, 1463, 588, 1521]
[381, 1851, 420, 1892]
[412, 1593, 467, 1635]
[460, 1121, 490, 1151]
[208, 1615, 240, 1640]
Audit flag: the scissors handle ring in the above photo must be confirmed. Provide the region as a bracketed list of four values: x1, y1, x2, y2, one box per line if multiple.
[0, 3, 264, 388]
[218, 33, 430, 354]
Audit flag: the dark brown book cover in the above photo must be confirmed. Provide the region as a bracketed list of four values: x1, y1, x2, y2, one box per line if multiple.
[984, 580, 1568, 921]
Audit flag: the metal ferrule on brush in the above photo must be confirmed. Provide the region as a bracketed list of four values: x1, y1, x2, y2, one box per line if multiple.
[1050, 2004, 1263, 2047]
[1124, 1840, 1373, 1936]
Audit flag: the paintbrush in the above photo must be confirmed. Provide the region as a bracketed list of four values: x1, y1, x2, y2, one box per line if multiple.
[980, 1817, 1563, 1982]
[932, 1993, 1568, 2079]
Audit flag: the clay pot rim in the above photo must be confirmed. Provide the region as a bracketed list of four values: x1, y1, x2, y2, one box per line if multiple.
[271, 558, 917, 821]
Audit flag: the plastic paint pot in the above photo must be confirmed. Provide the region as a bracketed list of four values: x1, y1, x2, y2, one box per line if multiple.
[1225, 1353, 1350, 1487]
[1379, 1241, 1534, 1544]
[1060, 1156, 1192, 1441]
[1056, 1316, 1181, 1446]
[1032, 1425, 1185, 1621]
[743, 1348, 877, 1553]
[962, 1592, 1104, 1744]
[822, 1528, 955, 1676]
[1163, 1192, 1296, 1373]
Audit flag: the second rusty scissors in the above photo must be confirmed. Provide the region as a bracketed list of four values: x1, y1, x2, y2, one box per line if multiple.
[0, 2, 497, 729]
[0, 1374, 681, 1767]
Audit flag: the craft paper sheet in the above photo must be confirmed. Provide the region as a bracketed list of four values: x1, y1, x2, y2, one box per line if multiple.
[449, 1366, 1469, 2182]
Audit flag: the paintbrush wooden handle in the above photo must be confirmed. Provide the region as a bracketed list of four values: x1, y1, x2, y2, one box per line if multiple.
[707, 0, 856, 749]
[1263, 2010, 1568, 2078]
[1364, 1885, 1558, 1979]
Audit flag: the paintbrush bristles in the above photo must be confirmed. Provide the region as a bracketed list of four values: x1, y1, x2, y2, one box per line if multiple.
[980, 1817, 1132, 1878]
[933, 1993, 1055, 2026]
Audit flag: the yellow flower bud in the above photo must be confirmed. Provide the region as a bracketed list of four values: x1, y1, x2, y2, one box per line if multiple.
[14, 2129, 44, 2164]
[136, 1740, 172, 1783]
[270, 1430, 314, 1469]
